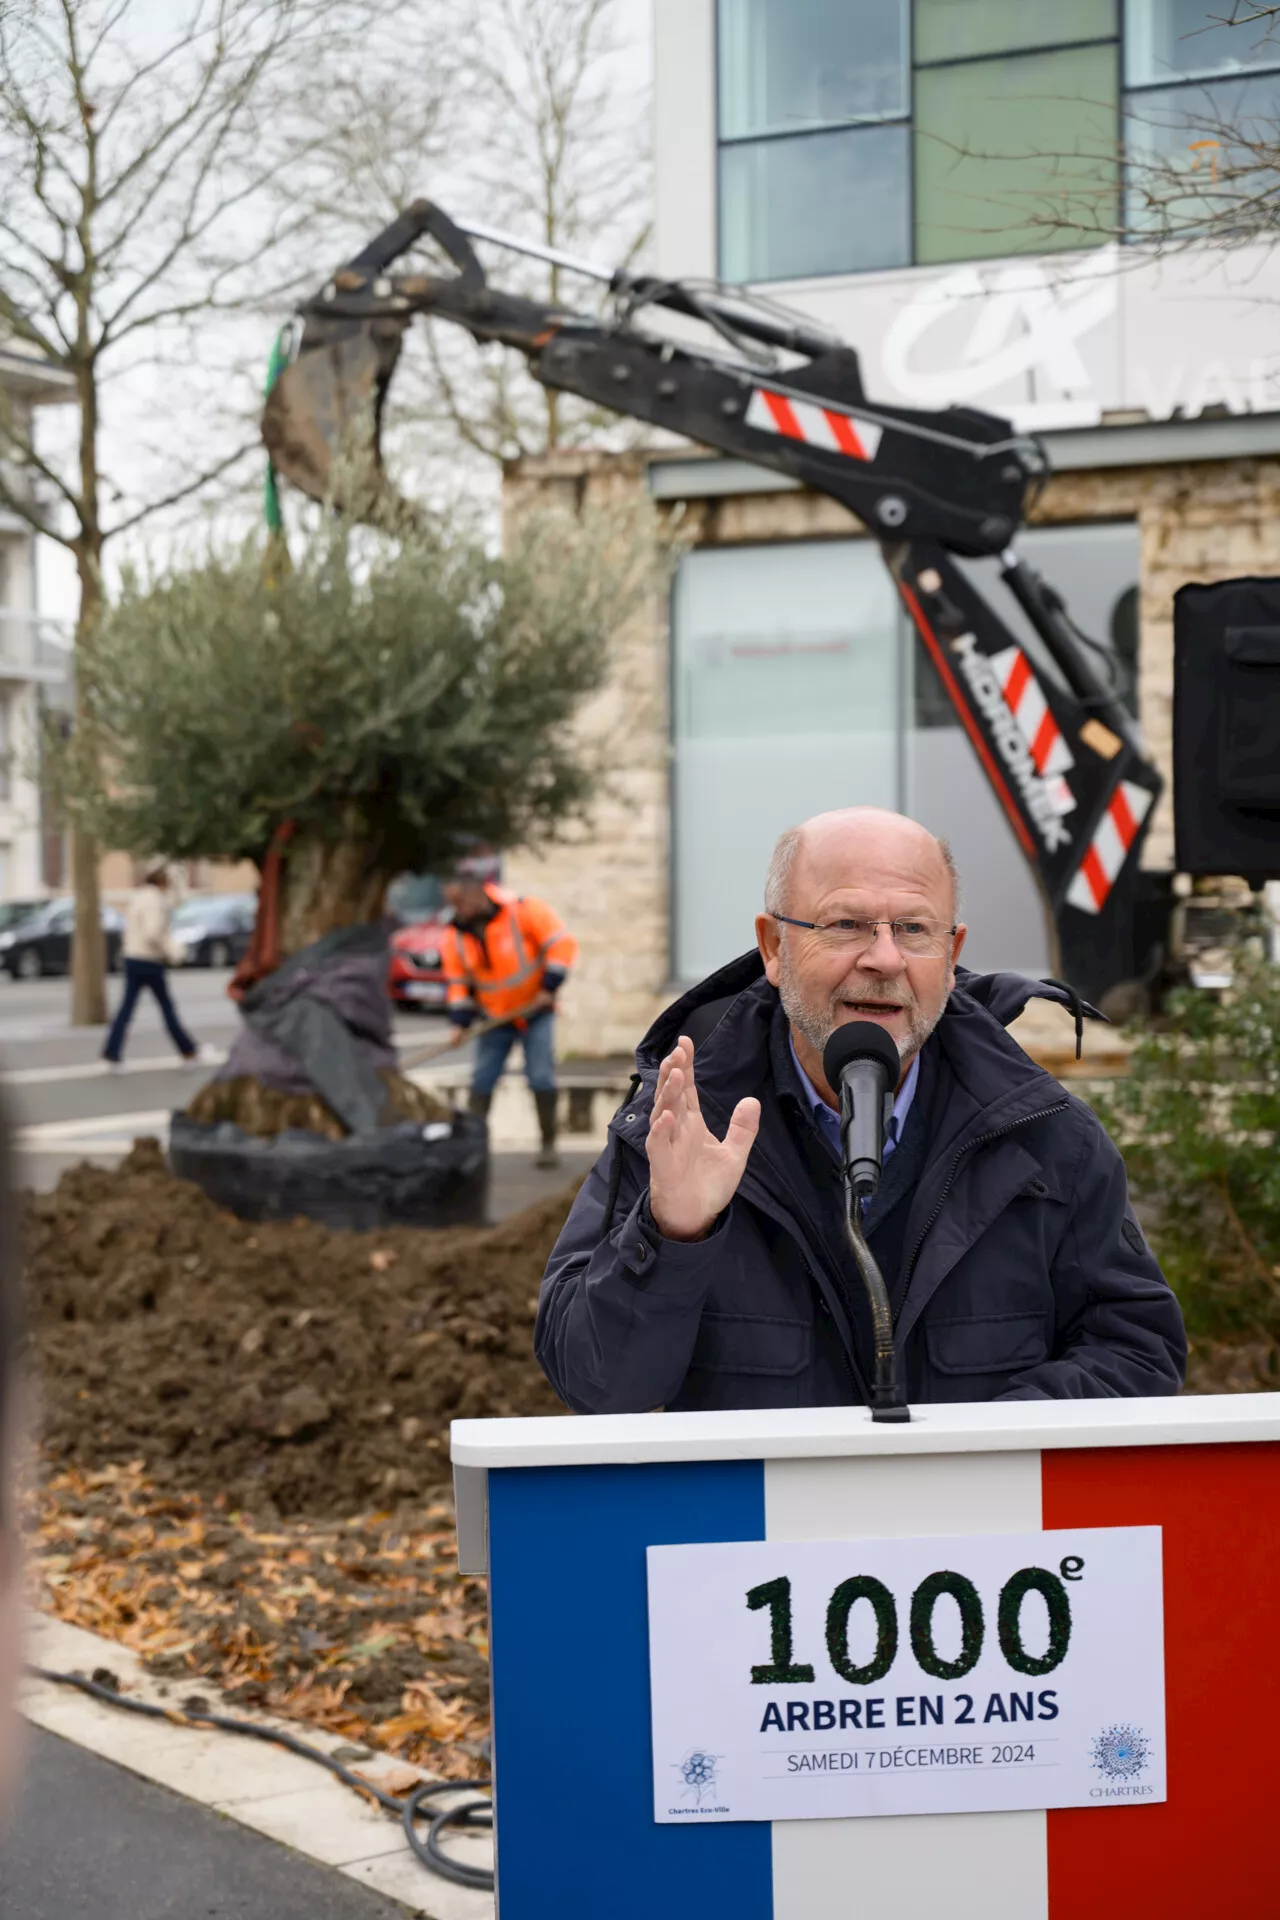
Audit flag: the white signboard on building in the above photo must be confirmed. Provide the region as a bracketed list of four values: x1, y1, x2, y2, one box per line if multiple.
[647, 1527, 1165, 1823]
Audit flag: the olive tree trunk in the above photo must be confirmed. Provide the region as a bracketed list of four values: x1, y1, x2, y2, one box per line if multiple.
[273, 830, 392, 956]
[186, 825, 448, 1139]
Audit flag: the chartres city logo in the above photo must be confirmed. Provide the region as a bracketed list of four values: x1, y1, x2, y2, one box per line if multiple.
[1091, 1725, 1150, 1783]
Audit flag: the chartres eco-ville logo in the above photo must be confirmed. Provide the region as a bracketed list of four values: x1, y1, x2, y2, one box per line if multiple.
[674, 1749, 721, 1806]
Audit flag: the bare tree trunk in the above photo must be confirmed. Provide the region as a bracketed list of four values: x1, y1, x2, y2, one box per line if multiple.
[69, 537, 105, 1027]
[69, 824, 105, 1027]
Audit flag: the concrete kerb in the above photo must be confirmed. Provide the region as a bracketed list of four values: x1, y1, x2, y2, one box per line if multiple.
[20, 1611, 494, 1920]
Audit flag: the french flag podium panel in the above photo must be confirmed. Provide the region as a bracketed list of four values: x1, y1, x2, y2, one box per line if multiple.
[452, 1395, 1280, 1920]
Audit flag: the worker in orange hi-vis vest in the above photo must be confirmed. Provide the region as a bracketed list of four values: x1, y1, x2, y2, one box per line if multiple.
[441, 864, 579, 1169]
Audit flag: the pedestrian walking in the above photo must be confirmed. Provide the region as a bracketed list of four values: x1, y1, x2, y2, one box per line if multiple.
[441, 863, 578, 1169]
[102, 867, 203, 1066]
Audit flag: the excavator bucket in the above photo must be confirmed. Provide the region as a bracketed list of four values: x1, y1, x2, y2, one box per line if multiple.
[262, 312, 411, 507]
[262, 201, 493, 512]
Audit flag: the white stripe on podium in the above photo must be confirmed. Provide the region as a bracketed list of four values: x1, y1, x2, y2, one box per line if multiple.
[765, 1450, 1048, 1920]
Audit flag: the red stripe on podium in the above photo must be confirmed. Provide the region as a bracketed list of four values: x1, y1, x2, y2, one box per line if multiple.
[1043, 1442, 1280, 1918]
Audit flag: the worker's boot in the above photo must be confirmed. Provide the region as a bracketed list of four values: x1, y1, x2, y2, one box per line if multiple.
[468, 1089, 493, 1129]
[534, 1089, 560, 1170]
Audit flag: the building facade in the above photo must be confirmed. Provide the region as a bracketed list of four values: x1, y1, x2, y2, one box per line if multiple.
[0, 338, 75, 904]
[507, 0, 1280, 1055]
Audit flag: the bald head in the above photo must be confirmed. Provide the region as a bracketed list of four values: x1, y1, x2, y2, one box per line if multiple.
[764, 808, 959, 923]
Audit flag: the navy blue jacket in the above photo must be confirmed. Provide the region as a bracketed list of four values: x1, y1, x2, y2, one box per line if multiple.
[536, 955, 1186, 1412]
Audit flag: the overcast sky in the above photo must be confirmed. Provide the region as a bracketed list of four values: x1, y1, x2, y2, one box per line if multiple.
[36, 0, 655, 624]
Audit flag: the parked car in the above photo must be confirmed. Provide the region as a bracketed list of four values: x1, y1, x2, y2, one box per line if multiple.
[169, 892, 258, 969]
[0, 899, 47, 936]
[0, 898, 123, 979]
[387, 872, 452, 1010]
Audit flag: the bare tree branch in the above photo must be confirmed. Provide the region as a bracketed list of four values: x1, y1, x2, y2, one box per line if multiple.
[0, 0, 406, 1023]
[325, 0, 650, 468]
[0, 393, 85, 524]
[104, 437, 258, 540]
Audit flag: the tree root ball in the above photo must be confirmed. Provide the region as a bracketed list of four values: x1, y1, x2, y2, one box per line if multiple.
[186, 1070, 451, 1141]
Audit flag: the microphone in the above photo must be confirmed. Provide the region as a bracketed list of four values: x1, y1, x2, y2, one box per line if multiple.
[822, 1020, 901, 1200]
[821, 1020, 910, 1424]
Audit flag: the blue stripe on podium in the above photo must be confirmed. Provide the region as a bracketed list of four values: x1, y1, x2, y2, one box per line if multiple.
[488, 1460, 772, 1919]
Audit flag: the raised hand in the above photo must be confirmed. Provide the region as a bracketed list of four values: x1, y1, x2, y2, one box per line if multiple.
[646, 1035, 761, 1241]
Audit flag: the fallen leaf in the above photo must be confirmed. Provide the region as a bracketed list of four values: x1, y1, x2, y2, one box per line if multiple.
[353, 1763, 425, 1796]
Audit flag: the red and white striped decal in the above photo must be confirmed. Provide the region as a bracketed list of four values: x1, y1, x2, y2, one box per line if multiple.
[745, 388, 883, 462]
[989, 645, 1075, 782]
[1065, 780, 1153, 914]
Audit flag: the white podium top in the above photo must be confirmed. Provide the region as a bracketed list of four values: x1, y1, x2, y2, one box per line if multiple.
[450, 1393, 1280, 1469]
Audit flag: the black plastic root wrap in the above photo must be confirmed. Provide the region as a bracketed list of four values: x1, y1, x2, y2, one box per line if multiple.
[168, 1110, 488, 1230]
[169, 920, 489, 1230]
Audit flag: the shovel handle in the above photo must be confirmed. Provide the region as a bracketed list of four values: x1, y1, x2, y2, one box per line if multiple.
[395, 1010, 522, 1072]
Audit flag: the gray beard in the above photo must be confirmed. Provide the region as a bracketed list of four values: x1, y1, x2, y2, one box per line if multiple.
[778, 947, 942, 1066]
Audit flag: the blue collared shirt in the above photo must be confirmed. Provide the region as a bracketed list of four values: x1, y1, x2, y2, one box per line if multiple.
[788, 1035, 920, 1164]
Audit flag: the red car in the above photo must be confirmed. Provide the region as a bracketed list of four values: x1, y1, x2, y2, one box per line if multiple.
[388, 915, 451, 1008]
[386, 860, 502, 1010]
[386, 873, 451, 1009]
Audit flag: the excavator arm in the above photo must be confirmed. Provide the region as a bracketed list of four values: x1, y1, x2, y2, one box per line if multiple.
[263, 198, 1164, 1005]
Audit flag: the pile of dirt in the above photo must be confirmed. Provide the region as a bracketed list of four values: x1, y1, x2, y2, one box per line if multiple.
[23, 1139, 577, 1520]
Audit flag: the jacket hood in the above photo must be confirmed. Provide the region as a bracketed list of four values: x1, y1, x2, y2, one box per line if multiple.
[636, 953, 1104, 1074]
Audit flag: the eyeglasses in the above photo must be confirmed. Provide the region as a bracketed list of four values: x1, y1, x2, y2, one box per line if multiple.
[773, 913, 956, 958]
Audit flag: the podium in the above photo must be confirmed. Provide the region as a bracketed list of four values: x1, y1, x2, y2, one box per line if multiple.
[452, 1395, 1280, 1919]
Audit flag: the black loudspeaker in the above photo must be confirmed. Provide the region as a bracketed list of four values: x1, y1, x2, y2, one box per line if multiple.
[1173, 576, 1280, 880]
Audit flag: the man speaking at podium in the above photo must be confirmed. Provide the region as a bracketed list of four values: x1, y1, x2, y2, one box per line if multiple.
[536, 807, 1185, 1412]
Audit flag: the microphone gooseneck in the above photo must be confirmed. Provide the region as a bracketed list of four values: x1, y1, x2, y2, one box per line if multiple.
[821, 1021, 911, 1424]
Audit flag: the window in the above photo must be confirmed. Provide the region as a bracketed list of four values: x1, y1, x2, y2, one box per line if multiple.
[1123, 3, 1280, 232]
[916, 0, 1116, 65]
[712, 2, 1280, 281]
[1126, 0, 1280, 85]
[671, 540, 904, 980]
[720, 124, 911, 282]
[716, 0, 1122, 281]
[719, 0, 909, 134]
[717, 0, 911, 281]
[915, 43, 1120, 264]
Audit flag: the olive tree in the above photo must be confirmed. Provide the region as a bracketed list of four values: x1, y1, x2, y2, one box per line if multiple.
[60, 499, 648, 959]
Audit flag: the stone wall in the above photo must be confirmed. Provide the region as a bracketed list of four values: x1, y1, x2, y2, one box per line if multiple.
[502, 444, 1280, 1056]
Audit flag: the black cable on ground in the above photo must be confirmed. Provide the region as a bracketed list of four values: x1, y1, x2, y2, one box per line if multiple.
[403, 1779, 494, 1890]
[27, 1665, 494, 1892]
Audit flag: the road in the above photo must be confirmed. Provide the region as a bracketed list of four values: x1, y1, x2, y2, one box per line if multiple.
[0, 968, 595, 1210]
[0, 967, 241, 1190]
[2, 1727, 415, 1919]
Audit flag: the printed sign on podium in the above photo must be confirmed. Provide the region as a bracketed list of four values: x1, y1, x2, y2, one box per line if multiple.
[647, 1526, 1165, 1823]
[451, 1396, 1280, 1920]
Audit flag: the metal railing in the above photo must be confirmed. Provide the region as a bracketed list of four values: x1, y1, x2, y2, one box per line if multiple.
[0, 609, 72, 683]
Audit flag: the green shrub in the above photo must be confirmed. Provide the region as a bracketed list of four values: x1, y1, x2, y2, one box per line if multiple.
[1091, 952, 1280, 1347]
